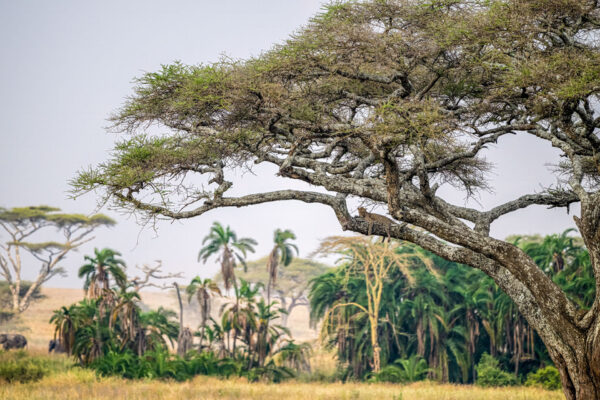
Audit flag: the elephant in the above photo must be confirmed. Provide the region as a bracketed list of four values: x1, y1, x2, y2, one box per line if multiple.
[0, 333, 28, 350]
[48, 339, 67, 353]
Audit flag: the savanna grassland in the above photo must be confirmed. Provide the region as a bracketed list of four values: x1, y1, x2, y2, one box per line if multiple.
[1, 366, 563, 400]
[1, 288, 564, 400]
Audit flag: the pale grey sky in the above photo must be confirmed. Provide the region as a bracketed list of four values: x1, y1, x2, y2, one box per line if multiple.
[0, 0, 578, 289]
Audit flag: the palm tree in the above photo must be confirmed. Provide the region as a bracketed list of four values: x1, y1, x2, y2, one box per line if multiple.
[50, 304, 77, 355]
[109, 289, 141, 351]
[78, 248, 127, 300]
[204, 317, 227, 357]
[252, 298, 291, 367]
[198, 222, 257, 292]
[69, 298, 103, 364]
[186, 277, 221, 348]
[447, 268, 489, 382]
[273, 340, 312, 372]
[266, 229, 298, 304]
[393, 355, 430, 382]
[137, 307, 179, 354]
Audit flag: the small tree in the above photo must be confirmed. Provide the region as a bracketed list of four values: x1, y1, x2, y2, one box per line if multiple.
[198, 222, 257, 292]
[266, 229, 298, 304]
[78, 248, 127, 300]
[315, 236, 432, 373]
[186, 277, 221, 348]
[0, 206, 115, 313]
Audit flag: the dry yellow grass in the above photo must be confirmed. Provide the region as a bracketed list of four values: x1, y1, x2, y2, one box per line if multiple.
[1, 289, 565, 400]
[0, 372, 565, 400]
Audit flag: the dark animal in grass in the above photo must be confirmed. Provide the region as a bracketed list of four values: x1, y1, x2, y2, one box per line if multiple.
[48, 339, 67, 353]
[0, 333, 28, 350]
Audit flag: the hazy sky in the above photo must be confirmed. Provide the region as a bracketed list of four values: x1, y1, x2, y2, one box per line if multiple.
[0, 0, 579, 289]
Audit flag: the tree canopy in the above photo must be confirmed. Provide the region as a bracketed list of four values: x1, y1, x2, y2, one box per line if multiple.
[73, 1, 600, 398]
[0, 206, 115, 314]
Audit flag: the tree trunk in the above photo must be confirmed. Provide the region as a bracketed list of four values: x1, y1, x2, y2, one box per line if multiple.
[373, 345, 381, 373]
[199, 321, 205, 350]
[11, 246, 21, 312]
[281, 309, 289, 327]
[547, 335, 600, 400]
[10, 284, 19, 313]
[416, 319, 425, 357]
[555, 201, 600, 400]
[174, 282, 190, 356]
[369, 311, 381, 373]
[231, 277, 239, 356]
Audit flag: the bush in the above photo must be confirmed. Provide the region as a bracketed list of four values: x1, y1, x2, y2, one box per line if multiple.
[0, 350, 47, 383]
[375, 365, 405, 383]
[0, 309, 14, 324]
[374, 355, 429, 383]
[475, 353, 518, 387]
[89, 349, 294, 383]
[91, 349, 190, 381]
[245, 363, 294, 383]
[526, 365, 562, 390]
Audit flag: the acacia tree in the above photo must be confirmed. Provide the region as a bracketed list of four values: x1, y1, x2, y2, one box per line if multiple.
[0, 206, 115, 314]
[315, 236, 430, 373]
[73, 1, 600, 398]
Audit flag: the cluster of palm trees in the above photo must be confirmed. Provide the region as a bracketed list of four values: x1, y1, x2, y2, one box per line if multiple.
[50, 221, 309, 375]
[189, 222, 309, 371]
[309, 229, 592, 382]
[51, 248, 178, 364]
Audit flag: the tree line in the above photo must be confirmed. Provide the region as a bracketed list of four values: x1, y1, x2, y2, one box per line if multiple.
[309, 229, 591, 385]
[47, 222, 310, 382]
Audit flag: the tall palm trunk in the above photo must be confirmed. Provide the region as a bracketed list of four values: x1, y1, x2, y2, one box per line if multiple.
[174, 282, 190, 357]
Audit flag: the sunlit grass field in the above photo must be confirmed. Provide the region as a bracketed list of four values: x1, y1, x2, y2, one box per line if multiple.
[0, 372, 565, 400]
[1, 290, 565, 399]
[0, 350, 564, 400]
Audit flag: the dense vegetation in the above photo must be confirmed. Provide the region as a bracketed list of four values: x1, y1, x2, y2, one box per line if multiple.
[48, 224, 309, 382]
[309, 229, 591, 385]
[0, 350, 72, 383]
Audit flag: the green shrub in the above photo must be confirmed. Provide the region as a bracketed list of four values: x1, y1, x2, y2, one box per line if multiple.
[89, 349, 294, 383]
[475, 353, 518, 387]
[375, 365, 405, 383]
[526, 365, 562, 390]
[91, 349, 190, 381]
[0, 351, 47, 383]
[245, 363, 294, 383]
[374, 355, 429, 383]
